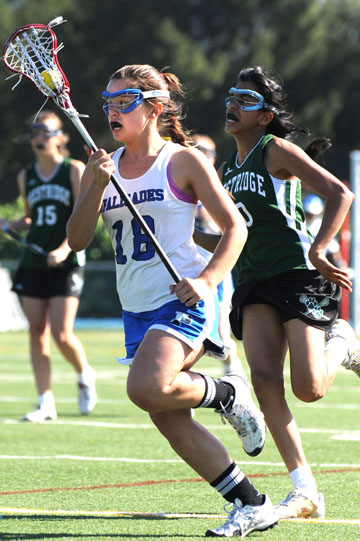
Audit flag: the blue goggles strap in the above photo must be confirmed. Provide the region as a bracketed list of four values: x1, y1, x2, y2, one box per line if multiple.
[226, 88, 274, 112]
[102, 88, 170, 115]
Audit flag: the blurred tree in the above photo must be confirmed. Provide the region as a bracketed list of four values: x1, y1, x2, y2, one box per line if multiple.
[0, 198, 24, 259]
[1, 0, 360, 198]
[1, 0, 359, 316]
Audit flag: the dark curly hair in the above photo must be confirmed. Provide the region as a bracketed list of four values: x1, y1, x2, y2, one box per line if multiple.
[236, 67, 332, 161]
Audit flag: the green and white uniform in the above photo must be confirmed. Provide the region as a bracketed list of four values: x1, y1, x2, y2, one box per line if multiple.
[222, 134, 313, 286]
[21, 157, 85, 269]
[223, 134, 340, 338]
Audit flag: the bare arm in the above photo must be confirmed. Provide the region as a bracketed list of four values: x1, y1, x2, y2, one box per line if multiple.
[47, 159, 87, 266]
[193, 228, 221, 253]
[69, 158, 86, 204]
[67, 148, 114, 251]
[266, 137, 354, 290]
[169, 148, 247, 305]
[192, 160, 227, 252]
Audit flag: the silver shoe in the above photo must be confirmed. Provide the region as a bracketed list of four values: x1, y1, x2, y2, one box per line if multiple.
[275, 488, 325, 519]
[326, 319, 360, 378]
[216, 373, 266, 456]
[206, 495, 277, 537]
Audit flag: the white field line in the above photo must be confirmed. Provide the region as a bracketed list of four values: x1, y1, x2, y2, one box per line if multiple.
[0, 371, 359, 388]
[1, 418, 360, 441]
[0, 507, 359, 525]
[3, 394, 358, 408]
[0, 454, 359, 468]
[0, 455, 184, 463]
[0, 374, 126, 384]
[0, 367, 219, 382]
[0, 368, 123, 376]
[0, 396, 122, 404]
[297, 403, 358, 410]
[0, 393, 359, 409]
[1, 393, 358, 409]
[1, 417, 360, 437]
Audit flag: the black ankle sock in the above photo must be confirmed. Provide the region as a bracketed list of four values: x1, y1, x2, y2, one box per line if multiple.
[211, 462, 263, 506]
[195, 374, 234, 410]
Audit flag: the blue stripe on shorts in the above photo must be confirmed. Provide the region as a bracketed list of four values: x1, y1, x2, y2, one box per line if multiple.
[118, 297, 216, 365]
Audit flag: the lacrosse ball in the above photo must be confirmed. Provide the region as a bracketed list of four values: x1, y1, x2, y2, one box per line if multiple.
[40, 69, 58, 90]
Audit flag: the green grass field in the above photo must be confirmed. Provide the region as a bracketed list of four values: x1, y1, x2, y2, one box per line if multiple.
[0, 328, 359, 540]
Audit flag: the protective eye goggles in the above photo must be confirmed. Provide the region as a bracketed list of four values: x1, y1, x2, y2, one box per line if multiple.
[28, 123, 62, 139]
[102, 88, 170, 116]
[225, 88, 273, 112]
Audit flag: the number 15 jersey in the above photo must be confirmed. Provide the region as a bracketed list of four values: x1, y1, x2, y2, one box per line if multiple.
[22, 157, 84, 269]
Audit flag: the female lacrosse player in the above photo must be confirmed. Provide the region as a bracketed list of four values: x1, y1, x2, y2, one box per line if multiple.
[193, 133, 245, 377]
[67, 64, 277, 538]
[195, 66, 358, 522]
[0, 110, 97, 421]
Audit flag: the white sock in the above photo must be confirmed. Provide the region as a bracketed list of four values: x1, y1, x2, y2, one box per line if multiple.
[290, 466, 317, 500]
[39, 392, 55, 408]
[324, 336, 348, 366]
[78, 365, 95, 384]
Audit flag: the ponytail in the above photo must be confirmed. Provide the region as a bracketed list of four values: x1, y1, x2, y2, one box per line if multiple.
[304, 137, 332, 161]
[109, 64, 191, 147]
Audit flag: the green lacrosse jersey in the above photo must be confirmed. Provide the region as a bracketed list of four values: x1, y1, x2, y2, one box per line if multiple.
[21, 157, 85, 269]
[222, 134, 314, 285]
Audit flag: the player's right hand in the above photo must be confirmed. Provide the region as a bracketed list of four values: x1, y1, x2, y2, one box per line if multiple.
[84, 146, 115, 189]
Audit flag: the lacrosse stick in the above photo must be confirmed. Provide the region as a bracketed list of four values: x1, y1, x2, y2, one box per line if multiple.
[2, 16, 181, 284]
[2, 17, 229, 358]
[1, 225, 49, 258]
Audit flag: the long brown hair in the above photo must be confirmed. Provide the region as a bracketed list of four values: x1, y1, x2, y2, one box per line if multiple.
[109, 64, 191, 146]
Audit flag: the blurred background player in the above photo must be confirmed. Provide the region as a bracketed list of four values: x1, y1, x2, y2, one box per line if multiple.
[303, 193, 346, 269]
[0, 110, 97, 421]
[192, 134, 245, 376]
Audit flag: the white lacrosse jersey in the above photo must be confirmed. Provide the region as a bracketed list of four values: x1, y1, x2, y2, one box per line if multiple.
[101, 141, 208, 312]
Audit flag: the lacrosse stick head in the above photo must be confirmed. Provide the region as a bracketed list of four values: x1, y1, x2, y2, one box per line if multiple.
[3, 17, 73, 112]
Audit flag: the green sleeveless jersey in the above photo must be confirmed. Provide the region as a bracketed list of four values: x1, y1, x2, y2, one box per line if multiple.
[222, 134, 314, 285]
[21, 157, 85, 269]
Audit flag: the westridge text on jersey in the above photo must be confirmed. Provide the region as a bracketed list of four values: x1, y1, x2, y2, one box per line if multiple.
[223, 172, 266, 197]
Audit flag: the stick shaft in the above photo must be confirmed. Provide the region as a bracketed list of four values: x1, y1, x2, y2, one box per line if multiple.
[67, 113, 181, 283]
[1, 226, 49, 258]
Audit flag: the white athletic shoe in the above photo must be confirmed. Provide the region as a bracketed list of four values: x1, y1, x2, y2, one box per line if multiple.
[312, 492, 325, 519]
[326, 319, 360, 378]
[78, 366, 97, 415]
[206, 495, 277, 537]
[23, 402, 57, 422]
[216, 373, 266, 456]
[275, 488, 325, 520]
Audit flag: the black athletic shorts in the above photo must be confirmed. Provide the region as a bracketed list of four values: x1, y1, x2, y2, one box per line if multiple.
[230, 269, 341, 340]
[11, 265, 85, 299]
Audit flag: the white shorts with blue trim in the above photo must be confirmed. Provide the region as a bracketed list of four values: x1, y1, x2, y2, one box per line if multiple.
[118, 297, 216, 365]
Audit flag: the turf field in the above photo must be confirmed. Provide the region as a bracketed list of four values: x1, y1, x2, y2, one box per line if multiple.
[0, 328, 359, 540]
